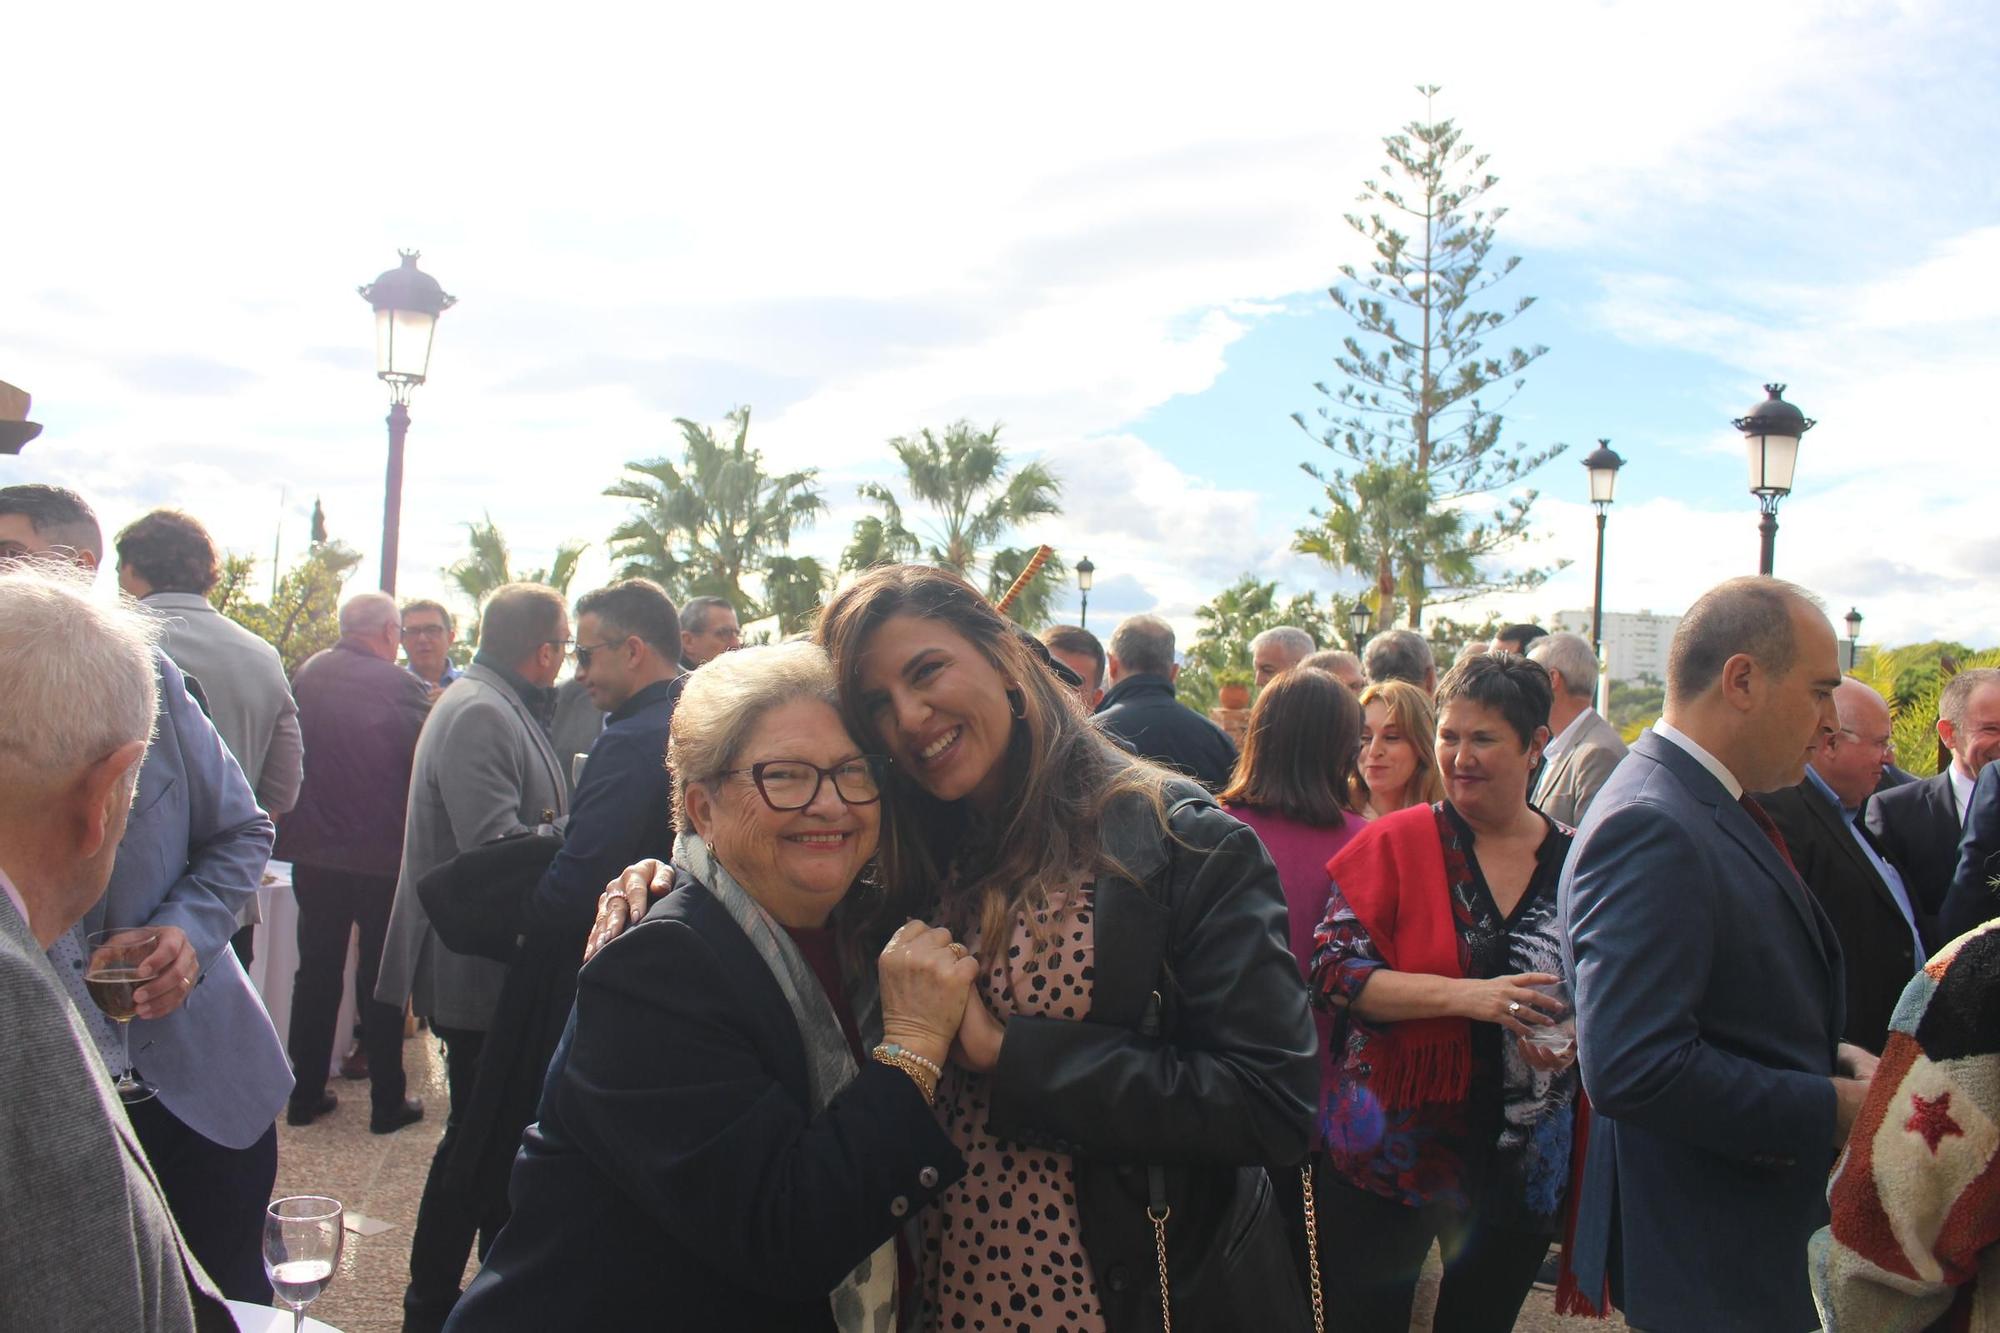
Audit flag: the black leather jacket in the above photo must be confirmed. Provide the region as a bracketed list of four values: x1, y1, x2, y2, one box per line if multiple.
[985, 781, 1319, 1332]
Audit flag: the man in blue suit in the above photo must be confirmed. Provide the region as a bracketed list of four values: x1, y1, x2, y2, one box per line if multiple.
[1, 485, 292, 1302]
[1935, 760, 2000, 944]
[1561, 577, 1875, 1332]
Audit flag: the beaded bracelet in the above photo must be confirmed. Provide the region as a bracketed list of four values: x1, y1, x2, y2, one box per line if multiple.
[871, 1044, 940, 1100]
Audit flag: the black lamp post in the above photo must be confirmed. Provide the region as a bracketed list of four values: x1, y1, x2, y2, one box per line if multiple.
[1348, 600, 1372, 654]
[1844, 607, 1863, 671]
[1074, 555, 1095, 629]
[1582, 440, 1626, 704]
[1733, 384, 1814, 576]
[359, 250, 456, 595]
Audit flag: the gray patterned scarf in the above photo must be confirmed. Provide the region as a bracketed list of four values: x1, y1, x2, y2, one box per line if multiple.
[672, 832, 896, 1333]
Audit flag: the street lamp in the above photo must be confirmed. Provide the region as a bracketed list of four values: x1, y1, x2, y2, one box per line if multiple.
[1582, 439, 1625, 705]
[1844, 607, 1863, 671]
[1074, 555, 1095, 629]
[1348, 600, 1372, 653]
[1733, 384, 1814, 576]
[359, 250, 456, 595]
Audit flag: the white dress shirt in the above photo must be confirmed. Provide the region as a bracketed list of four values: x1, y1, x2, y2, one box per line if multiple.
[1653, 720, 1744, 800]
[1951, 764, 1976, 825]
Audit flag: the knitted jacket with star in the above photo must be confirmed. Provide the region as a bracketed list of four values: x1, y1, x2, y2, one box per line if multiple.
[1810, 919, 2000, 1332]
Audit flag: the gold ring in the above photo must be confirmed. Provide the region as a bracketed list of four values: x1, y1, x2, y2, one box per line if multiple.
[182, 975, 193, 989]
[947, 942, 969, 959]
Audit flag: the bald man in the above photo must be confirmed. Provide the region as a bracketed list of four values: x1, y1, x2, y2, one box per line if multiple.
[274, 592, 433, 1133]
[1757, 678, 1926, 1052]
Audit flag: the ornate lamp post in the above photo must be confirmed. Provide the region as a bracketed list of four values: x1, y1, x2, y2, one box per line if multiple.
[1844, 607, 1863, 671]
[360, 251, 456, 595]
[1733, 384, 1814, 576]
[1348, 600, 1372, 654]
[1582, 439, 1626, 705]
[1074, 555, 1095, 629]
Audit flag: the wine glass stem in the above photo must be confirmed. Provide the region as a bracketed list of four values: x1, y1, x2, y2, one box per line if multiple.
[119, 1020, 135, 1082]
[293, 1307, 305, 1333]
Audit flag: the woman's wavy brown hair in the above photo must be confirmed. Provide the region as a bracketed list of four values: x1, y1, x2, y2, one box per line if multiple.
[814, 564, 1177, 961]
[1355, 678, 1446, 810]
[1218, 667, 1363, 825]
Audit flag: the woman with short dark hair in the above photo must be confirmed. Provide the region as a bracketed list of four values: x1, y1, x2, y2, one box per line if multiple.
[1309, 651, 1583, 1333]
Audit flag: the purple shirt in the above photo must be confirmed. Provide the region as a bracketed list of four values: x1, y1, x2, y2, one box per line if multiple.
[1227, 804, 1368, 1139]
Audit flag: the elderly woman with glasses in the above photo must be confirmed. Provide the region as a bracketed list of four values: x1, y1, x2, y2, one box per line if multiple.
[595, 567, 1318, 1332]
[445, 642, 979, 1332]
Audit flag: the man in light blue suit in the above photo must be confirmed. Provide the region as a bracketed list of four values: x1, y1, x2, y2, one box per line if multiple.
[1, 484, 292, 1302]
[1561, 577, 1875, 1332]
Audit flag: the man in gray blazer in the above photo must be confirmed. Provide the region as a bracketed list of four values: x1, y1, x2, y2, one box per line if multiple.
[0, 561, 233, 1332]
[378, 582, 571, 1333]
[1561, 578, 1875, 1332]
[1528, 632, 1629, 826]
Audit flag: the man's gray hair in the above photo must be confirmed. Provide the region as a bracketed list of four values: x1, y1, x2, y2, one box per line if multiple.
[339, 591, 400, 637]
[1302, 649, 1361, 676]
[1528, 632, 1601, 700]
[0, 563, 159, 797]
[1108, 614, 1176, 677]
[1667, 576, 1824, 704]
[667, 641, 841, 834]
[1251, 626, 1316, 664]
[680, 595, 734, 636]
[1942, 667, 2000, 732]
[1364, 629, 1435, 688]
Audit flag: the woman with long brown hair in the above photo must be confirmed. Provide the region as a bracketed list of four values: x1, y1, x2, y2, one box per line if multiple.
[1216, 666, 1370, 1298]
[595, 566, 1318, 1331]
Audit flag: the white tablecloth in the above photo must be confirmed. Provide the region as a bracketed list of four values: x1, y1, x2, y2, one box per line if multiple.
[224, 1297, 341, 1331]
[247, 861, 361, 1081]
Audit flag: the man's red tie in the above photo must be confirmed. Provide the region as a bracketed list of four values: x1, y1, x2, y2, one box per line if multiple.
[1739, 794, 1802, 879]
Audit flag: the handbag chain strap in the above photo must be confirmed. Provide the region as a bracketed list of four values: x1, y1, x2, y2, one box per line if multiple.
[1301, 1162, 1325, 1333]
[1148, 1202, 1173, 1332]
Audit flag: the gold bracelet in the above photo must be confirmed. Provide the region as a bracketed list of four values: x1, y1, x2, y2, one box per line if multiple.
[871, 1046, 939, 1101]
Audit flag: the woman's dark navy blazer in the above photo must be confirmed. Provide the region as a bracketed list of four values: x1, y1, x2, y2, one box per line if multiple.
[445, 881, 964, 1331]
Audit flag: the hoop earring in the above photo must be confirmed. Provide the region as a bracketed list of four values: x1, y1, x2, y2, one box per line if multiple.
[1005, 684, 1028, 721]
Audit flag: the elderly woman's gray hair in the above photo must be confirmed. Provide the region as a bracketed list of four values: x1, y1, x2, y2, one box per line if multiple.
[0, 562, 159, 804]
[667, 641, 843, 834]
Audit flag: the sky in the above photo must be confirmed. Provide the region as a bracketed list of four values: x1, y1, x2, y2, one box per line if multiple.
[4, 1, 1996, 650]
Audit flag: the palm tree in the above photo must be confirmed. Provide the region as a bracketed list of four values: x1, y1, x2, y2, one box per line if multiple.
[443, 513, 588, 640]
[840, 420, 1065, 627]
[604, 406, 826, 621]
[1294, 460, 1465, 630]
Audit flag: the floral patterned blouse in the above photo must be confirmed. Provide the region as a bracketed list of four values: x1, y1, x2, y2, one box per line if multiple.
[1309, 802, 1577, 1228]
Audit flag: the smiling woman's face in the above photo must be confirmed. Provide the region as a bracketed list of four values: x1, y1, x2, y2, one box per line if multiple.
[686, 697, 880, 928]
[1359, 697, 1419, 808]
[853, 613, 1016, 814]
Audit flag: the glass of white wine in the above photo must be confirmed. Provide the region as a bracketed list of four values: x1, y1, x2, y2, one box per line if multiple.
[83, 927, 160, 1103]
[263, 1196, 343, 1332]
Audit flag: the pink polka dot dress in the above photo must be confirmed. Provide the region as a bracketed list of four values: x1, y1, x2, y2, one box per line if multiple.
[921, 891, 1105, 1331]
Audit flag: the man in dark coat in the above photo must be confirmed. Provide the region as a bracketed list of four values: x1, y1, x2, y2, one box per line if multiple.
[277, 591, 432, 1132]
[450, 580, 684, 1222]
[1867, 667, 2000, 927]
[1758, 678, 1926, 1052]
[1093, 613, 1237, 790]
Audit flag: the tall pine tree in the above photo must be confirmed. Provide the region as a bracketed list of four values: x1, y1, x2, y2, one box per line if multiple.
[1294, 86, 1563, 627]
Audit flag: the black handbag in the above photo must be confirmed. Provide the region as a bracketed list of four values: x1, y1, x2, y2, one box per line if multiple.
[416, 827, 564, 963]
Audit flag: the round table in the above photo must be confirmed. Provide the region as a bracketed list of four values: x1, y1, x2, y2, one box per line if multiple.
[223, 1298, 342, 1331]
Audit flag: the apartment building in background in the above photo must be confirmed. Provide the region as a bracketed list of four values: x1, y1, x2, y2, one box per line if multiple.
[1552, 608, 1680, 685]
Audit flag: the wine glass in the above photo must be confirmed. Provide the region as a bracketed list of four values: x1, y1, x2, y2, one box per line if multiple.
[83, 927, 160, 1103]
[263, 1196, 344, 1331]
[1521, 978, 1576, 1061]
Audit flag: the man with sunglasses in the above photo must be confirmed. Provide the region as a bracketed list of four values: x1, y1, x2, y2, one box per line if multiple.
[440, 580, 685, 1287]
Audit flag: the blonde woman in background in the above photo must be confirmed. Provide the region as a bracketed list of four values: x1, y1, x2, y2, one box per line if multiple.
[1356, 681, 1446, 819]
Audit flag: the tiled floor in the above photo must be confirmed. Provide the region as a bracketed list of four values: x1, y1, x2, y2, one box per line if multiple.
[269, 1034, 1621, 1332]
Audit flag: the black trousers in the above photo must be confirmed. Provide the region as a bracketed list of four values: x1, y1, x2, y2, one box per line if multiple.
[287, 865, 406, 1115]
[404, 1024, 509, 1333]
[128, 1097, 280, 1304]
[1313, 1172, 1551, 1333]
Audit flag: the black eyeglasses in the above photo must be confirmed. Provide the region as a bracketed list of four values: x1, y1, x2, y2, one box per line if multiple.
[572, 638, 626, 669]
[720, 757, 886, 811]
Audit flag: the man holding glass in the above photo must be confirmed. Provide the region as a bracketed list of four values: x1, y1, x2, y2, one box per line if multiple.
[0, 484, 292, 1305]
[0, 559, 234, 1332]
